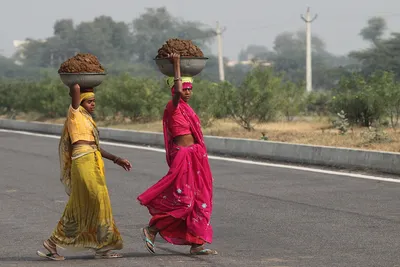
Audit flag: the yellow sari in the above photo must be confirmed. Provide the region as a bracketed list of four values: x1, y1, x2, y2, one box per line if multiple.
[52, 104, 123, 252]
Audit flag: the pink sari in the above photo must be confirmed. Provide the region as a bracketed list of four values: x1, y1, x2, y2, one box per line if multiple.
[137, 99, 214, 245]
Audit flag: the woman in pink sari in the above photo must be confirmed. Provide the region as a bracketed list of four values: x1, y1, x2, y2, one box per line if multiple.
[137, 53, 217, 255]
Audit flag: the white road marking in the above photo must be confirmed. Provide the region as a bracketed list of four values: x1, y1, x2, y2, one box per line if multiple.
[1, 128, 399, 183]
[5, 189, 17, 193]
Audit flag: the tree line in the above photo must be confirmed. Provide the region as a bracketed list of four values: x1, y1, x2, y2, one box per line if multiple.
[3, 7, 400, 90]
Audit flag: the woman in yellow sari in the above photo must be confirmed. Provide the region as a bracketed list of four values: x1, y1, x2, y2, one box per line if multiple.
[36, 84, 132, 260]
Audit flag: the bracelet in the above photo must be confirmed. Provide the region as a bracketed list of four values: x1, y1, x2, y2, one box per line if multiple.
[174, 77, 182, 82]
[113, 157, 120, 164]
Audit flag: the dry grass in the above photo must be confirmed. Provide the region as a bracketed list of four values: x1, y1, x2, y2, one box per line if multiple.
[4, 114, 400, 153]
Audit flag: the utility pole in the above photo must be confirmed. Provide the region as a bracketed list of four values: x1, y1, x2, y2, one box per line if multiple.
[50, 52, 54, 68]
[216, 21, 226, 82]
[301, 7, 317, 92]
[178, 23, 226, 81]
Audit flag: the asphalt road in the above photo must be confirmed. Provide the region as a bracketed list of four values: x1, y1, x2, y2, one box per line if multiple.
[0, 131, 400, 267]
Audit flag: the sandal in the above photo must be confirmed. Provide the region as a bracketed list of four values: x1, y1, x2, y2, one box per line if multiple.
[36, 240, 65, 261]
[94, 250, 123, 259]
[141, 227, 156, 254]
[36, 250, 65, 261]
[190, 247, 218, 255]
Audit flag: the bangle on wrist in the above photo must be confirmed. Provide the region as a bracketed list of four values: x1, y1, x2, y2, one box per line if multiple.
[174, 77, 182, 82]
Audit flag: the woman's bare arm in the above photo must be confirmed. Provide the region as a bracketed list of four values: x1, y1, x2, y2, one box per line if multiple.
[171, 53, 183, 107]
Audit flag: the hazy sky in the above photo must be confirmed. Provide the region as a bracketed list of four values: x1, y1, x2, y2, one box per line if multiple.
[2, 0, 400, 60]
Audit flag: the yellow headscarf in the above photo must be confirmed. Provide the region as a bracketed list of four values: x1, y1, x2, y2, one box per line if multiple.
[165, 77, 193, 88]
[80, 92, 95, 103]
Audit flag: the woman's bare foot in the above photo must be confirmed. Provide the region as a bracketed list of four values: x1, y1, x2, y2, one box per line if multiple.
[36, 239, 65, 261]
[190, 244, 218, 255]
[94, 250, 123, 259]
[141, 226, 157, 254]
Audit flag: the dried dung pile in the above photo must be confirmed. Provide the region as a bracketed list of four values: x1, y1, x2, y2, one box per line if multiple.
[58, 53, 105, 73]
[156, 39, 204, 58]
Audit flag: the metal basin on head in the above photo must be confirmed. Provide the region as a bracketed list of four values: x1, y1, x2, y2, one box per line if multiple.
[154, 57, 208, 77]
[59, 73, 106, 89]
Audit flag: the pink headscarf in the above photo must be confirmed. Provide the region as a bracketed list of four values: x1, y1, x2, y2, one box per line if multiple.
[171, 82, 192, 95]
[166, 77, 193, 96]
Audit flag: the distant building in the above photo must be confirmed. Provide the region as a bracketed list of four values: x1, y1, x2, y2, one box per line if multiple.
[226, 59, 272, 67]
[13, 39, 46, 65]
[226, 55, 272, 68]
